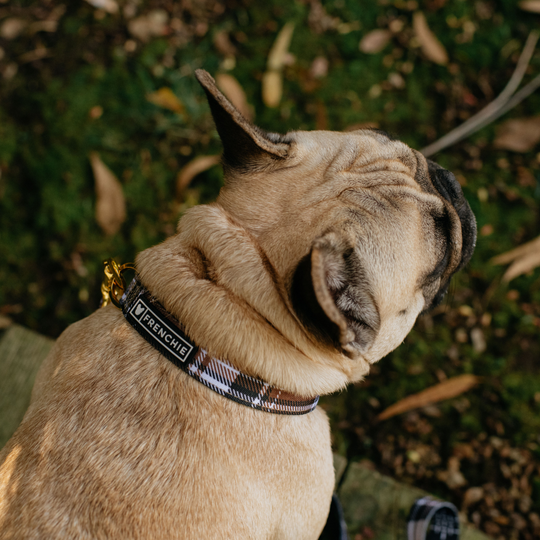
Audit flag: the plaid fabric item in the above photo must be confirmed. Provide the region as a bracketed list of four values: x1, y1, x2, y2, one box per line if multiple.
[407, 497, 460, 540]
[120, 276, 319, 416]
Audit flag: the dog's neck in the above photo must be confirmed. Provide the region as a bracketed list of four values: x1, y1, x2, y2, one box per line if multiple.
[135, 204, 370, 397]
[120, 276, 320, 413]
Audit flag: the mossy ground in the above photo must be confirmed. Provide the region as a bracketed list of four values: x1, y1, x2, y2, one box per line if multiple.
[1, 1, 540, 538]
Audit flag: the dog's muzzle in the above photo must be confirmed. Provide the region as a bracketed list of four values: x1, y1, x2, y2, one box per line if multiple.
[426, 160, 477, 272]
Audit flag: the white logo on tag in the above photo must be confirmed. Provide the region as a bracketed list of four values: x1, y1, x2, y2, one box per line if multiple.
[128, 297, 193, 363]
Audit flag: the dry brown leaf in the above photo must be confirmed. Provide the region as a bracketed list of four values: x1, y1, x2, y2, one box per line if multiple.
[262, 23, 294, 108]
[470, 327, 486, 353]
[0, 18, 27, 40]
[505, 252, 540, 282]
[492, 235, 540, 281]
[90, 153, 126, 236]
[267, 22, 295, 71]
[213, 31, 237, 57]
[84, 0, 119, 14]
[413, 12, 449, 65]
[19, 47, 50, 64]
[310, 56, 329, 79]
[0, 314, 12, 329]
[377, 374, 480, 421]
[519, 1, 540, 13]
[215, 74, 253, 121]
[437, 456, 467, 489]
[493, 117, 540, 152]
[262, 71, 283, 109]
[176, 155, 221, 199]
[128, 10, 168, 42]
[28, 20, 58, 34]
[146, 88, 184, 114]
[359, 29, 391, 54]
[463, 487, 484, 507]
[491, 235, 540, 265]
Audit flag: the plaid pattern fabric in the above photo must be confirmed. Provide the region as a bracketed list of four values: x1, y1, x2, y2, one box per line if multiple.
[407, 497, 460, 540]
[120, 276, 319, 416]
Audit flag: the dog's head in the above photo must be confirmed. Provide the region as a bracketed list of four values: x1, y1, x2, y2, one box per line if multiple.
[195, 70, 476, 365]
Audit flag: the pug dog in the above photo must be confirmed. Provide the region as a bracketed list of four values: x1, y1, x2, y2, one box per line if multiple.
[0, 70, 475, 540]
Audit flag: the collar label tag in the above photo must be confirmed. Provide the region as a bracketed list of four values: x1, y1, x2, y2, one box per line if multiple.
[122, 281, 197, 367]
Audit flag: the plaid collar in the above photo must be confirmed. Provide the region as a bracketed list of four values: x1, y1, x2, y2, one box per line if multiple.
[120, 276, 319, 415]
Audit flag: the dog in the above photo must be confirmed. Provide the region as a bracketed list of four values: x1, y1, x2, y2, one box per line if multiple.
[0, 70, 476, 539]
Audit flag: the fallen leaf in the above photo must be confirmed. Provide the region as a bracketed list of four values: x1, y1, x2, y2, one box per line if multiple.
[519, 1, 540, 13]
[128, 10, 168, 42]
[388, 72, 405, 89]
[28, 20, 58, 34]
[463, 487, 484, 507]
[267, 22, 295, 70]
[492, 235, 540, 265]
[176, 155, 221, 199]
[470, 327, 486, 353]
[3, 63, 18, 81]
[84, 0, 119, 14]
[262, 22, 295, 108]
[19, 47, 51, 64]
[377, 374, 480, 421]
[89, 105, 103, 119]
[308, 0, 339, 34]
[502, 252, 540, 281]
[492, 235, 540, 281]
[262, 71, 283, 108]
[359, 29, 391, 54]
[49, 5, 67, 21]
[493, 117, 540, 152]
[0, 18, 27, 40]
[215, 74, 253, 121]
[437, 456, 467, 489]
[213, 30, 237, 57]
[413, 12, 448, 65]
[310, 56, 329, 79]
[146, 88, 184, 114]
[0, 314, 12, 329]
[90, 153, 126, 236]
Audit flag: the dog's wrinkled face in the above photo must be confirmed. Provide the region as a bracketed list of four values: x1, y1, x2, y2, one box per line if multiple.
[196, 70, 476, 365]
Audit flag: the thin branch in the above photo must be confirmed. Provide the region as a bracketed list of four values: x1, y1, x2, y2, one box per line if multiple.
[462, 72, 540, 136]
[421, 31, 539, 157]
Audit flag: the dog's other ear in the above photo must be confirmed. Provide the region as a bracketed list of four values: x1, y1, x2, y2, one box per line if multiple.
[195, 69, 289, 169]
[291, 232, 380, 358]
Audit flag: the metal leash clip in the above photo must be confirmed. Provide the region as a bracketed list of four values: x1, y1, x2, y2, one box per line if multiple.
[100, 258, 135, 308]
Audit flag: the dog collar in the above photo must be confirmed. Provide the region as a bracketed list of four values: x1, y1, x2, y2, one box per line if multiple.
[119, 275, 319, 415]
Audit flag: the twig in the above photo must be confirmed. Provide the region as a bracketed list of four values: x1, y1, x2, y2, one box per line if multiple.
[421, 31, 539, 157]
[462, 72, 540, 137]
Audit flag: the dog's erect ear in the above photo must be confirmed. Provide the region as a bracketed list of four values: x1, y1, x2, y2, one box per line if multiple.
[291, 232, 380, 358]
[195, 69, 289, 169]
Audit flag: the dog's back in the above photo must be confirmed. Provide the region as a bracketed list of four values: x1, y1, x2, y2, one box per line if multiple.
[0, 304, 334, 539]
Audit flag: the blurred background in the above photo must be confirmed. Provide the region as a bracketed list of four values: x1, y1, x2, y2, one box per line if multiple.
[1, 1, 540, 538]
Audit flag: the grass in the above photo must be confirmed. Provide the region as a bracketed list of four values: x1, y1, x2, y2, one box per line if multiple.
[1, 1, 540, 537]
